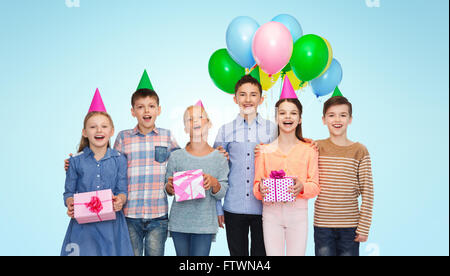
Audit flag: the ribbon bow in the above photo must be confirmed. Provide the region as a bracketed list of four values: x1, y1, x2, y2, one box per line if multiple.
[84, 196, 103, 214]
[270, 170, 286, 179]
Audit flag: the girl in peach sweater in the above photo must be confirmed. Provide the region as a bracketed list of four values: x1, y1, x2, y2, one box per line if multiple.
[253, 97, 320, 256]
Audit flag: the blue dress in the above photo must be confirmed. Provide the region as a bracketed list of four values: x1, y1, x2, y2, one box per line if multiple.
[61, 147, 133, 256]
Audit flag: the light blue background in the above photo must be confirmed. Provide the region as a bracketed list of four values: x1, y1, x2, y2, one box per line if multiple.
[0, 0, 448, 256]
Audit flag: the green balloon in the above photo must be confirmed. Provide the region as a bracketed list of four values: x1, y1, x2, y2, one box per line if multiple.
[281, 63, 291, 74]
[249, 66, 260, 82]
[208, 49, 245, 94]
[290, 34, 329, 81]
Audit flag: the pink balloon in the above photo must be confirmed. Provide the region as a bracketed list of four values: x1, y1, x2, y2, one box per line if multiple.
[252, 21, 293, 76]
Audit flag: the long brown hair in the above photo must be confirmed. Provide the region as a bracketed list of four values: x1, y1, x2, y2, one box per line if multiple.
[275, 98, 305, 142]
[77, 111, 115, 153]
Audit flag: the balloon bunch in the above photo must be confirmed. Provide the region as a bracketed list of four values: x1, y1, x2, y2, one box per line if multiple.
[208, 14, 343, 98]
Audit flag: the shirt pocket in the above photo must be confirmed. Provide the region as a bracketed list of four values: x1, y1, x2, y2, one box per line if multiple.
[154, 146, 169, 163]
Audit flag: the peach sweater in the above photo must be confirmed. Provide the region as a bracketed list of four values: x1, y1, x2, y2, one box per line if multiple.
[253, 141, 320, 201]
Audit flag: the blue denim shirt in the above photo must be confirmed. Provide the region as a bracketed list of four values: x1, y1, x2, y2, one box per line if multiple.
[214, 114, 277, 215]
[64, 147, 128, 205]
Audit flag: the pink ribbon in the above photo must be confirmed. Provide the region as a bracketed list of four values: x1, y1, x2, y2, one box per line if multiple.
[269, 170, 287, 202]
[74, 190, 112, 221]
[270, 170, 286, 179]
[85, 196, 103, 214]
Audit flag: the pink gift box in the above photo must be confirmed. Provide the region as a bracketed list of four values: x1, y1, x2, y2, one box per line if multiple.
[263, 170, 295, 202]
[173, 169, 206, 202]
[73, 189, 116, 224]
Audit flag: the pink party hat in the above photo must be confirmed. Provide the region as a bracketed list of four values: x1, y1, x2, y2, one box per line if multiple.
[280, 76, 298, 100]
[195, 100, 205, 109]
[88, 88, 107, 113]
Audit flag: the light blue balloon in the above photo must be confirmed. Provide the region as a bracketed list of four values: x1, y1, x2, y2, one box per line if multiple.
[271, 14, 303, 42]
[226, 16, 259, 69]
[311, 59, 343, 97]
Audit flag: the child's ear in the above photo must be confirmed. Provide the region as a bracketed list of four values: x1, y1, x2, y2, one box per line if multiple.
[258, 95, 264, 106]
[233, 96, 238, 105]
[82, 129, 88, 138]
[322, 116, 326, 125]
[157, 105, 161, 116]
[131, 107, 136, 118]
[348, 116, 353, 125]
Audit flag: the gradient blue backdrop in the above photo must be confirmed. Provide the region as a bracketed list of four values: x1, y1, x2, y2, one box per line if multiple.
[0, 0, 448, 256]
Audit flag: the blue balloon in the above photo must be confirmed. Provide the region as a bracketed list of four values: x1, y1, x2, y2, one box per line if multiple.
[311, 59, 343, 97]
[226, 16, 259, 69]
[271, 14, 303, 42]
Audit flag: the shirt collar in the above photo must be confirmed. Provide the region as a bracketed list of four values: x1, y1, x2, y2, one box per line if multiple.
[235, 113, 264, 126]
[132, 125, 159, 136]
[82, 147, 119, 160]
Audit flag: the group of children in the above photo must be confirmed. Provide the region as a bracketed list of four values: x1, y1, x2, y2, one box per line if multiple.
[61, 74, 373, 256]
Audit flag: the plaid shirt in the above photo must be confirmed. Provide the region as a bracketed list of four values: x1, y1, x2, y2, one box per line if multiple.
[114, 126, 179, 219]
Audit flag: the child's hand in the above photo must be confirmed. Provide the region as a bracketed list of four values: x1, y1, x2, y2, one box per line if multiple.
[259, 180, 269, 198]
[289, 176, 304, 198]
[64, 153, 73, 171]
[303, 138, 319, 152]
[203, 174, 219, 193]
[354, 234, 368, 243]
[166, 177, 174, 195]
[218, 215, 225, 228]
[254, 143, 264, 158]
[216, 146, 229, 161]
[66, 197, 75, 218]
[113, 194, 126, 212]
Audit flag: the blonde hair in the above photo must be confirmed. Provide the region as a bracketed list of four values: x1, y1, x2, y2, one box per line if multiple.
[183, 105, 211, 126]
[77, 111, 115, 153]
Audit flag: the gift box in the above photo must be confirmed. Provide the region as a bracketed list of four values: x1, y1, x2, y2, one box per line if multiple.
[263, 170, 295, 202]
[73, 189, 116, 224]
[173, 169, 205, 202]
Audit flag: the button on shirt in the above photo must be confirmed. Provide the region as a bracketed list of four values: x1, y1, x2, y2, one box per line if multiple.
[114, 126, 180, 219]
[214, 114, 277, 215]
[63, 147, 128, 205]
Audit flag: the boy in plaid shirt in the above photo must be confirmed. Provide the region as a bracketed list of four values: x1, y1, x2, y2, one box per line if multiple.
[113, 88, 180, 256]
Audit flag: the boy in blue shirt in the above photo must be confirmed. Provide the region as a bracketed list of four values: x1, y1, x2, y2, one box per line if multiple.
[214, 75, 277, 256]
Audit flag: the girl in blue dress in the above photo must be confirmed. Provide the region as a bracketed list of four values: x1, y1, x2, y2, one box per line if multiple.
[61, 111, 133, 256]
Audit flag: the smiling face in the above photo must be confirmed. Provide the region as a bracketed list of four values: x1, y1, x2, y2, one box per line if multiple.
[184, 106, 211, 142]
[82, 114, 114, 150]
[233, 83, 264, 116]
[322, 104, 352, 137]
[131, 96, 161, 134]
[276, 101, 301, 134]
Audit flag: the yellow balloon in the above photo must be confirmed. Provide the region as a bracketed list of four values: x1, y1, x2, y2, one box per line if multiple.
[260, 70, 280, 91]
[285, 70, 308, 90]
[317, 37, 333, 78]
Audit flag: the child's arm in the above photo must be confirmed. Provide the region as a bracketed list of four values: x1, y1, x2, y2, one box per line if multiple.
[297, 148, 320, 199]
[356, 150, 374, 239]
[168, 131, 181, 153]
[113, 131, 124, 153]
[113, 154, 128, 212]
[64, 156, 78, 218]
[208, 156, 229, 200]
[164, 155, 176, 196]
[253, 146, 267, 201]
[213, 125, 229, 154]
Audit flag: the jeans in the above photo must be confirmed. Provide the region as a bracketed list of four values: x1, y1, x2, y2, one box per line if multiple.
[126, 215, 168, 256]
[314, 227, 360, 256]
[170, 231, 213, 256]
